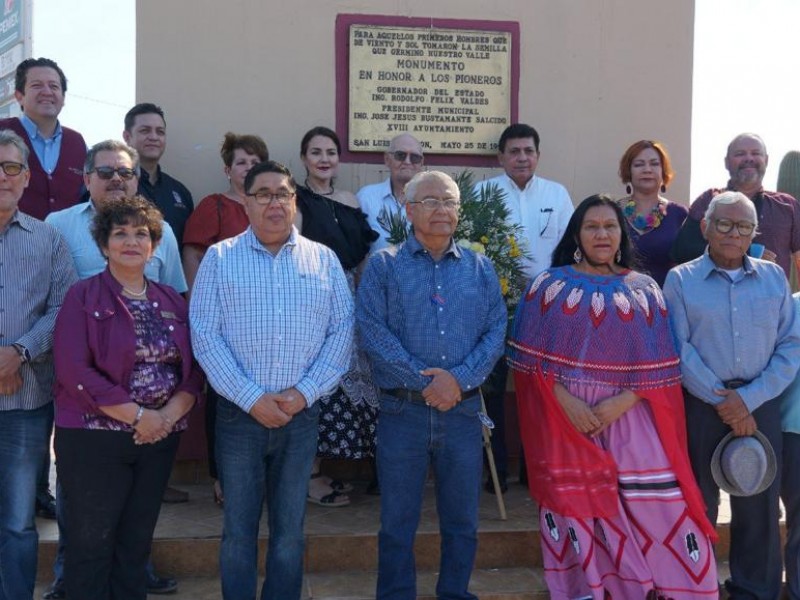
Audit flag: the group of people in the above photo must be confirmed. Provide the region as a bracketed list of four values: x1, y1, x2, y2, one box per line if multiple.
[3, 53, 800, 600]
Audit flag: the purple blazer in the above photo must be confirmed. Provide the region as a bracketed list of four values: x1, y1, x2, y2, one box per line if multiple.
[53, 268, 204, 428]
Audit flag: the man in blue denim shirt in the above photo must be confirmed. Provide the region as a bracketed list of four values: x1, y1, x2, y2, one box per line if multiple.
[357, 170, 507, 599]
[664, 191, 800, 600]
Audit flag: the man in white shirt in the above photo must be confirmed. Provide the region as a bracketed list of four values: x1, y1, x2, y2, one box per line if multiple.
[474, 123, 574, 493]
[357, 133, 424, 254]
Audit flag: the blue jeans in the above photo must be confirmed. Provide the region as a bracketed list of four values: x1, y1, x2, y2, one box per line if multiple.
[216, 398, 320, 600]
[783, 432, 800, 600]
[376, 394, 482, 600]
[0, 404, 51, 600]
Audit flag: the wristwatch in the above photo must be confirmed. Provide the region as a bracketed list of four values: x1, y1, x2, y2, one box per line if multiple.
[12, 343, 30, 364]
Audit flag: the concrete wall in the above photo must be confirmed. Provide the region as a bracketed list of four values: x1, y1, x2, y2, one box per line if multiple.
[137, 0, 694, 206]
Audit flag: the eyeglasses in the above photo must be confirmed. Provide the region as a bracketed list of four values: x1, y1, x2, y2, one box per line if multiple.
[714, 218, 755, 236]
[0, 161, 26, 176]
[89, 166, 138, 180]
[409, 198, 460, 211]
[247, 191, 295, 206]
[390, 151, 424, 165]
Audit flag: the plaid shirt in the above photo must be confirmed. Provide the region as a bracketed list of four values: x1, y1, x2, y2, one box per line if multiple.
[190, 227, 353, 410]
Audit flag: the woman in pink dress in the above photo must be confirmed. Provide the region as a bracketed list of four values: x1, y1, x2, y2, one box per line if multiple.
[508, 194, 719, 599]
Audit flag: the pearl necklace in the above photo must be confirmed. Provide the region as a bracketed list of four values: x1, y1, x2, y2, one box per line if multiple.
[122, 280, 148, 298]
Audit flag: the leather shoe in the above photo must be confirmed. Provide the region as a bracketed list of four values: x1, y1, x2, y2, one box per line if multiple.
[36, 494, 57, 520]
[146, 572, 178, 595]
[161, 486, 189, 504]
[42, 579, 65, 599]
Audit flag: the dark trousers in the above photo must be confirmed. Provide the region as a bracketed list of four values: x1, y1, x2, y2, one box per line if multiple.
[482, 358, 508, 478]
[55, 427, 179, 600]
[684, 390, 783, 600]
[783, 432, 800, 600]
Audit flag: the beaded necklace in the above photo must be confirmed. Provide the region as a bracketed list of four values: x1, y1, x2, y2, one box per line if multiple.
[623, 199, 667, 232]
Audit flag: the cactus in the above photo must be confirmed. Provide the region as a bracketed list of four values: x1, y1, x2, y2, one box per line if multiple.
[778, 151, 800, 200]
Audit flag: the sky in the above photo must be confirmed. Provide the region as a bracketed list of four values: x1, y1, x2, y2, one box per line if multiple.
[30, 0, 800, 200]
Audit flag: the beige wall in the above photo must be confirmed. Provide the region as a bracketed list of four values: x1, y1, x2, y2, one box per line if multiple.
[137, 0, 694, 206]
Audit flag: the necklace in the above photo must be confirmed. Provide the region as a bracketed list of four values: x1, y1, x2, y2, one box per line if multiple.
[122, 280, 148, 298]
[623, 198, 667, 232]
[305, 179, 334, 196]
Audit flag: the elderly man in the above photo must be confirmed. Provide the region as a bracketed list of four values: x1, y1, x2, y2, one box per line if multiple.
[0, 128, 76, 600]
[190, 160, 353, 600]
[664, 191, 800, 600]
[123, 102, 194, 246]
[357, 171, 507, 599]
[0, 58, 87, 221]
[43, 139, 186, 598]
[46, 140, 186, 292]
[357, 133, 424, 253]
[671, 133, 800, 279]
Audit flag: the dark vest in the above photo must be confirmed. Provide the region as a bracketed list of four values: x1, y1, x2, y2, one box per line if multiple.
[0, 117, 87, 220]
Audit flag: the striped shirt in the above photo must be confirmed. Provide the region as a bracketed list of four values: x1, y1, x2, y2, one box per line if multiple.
[0, 211, 77, 410]
[190, 227, 353, 411]
[356, 234, 507, 392]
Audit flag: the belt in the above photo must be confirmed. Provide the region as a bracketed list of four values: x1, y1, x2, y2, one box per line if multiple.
[724, 379, 751, 390]
[384, 388, 428, 405]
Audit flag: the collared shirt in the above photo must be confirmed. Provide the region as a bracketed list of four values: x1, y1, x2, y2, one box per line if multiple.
[20, 113, 63, 175]
[672, 184, 800, 278]
[45, 201, 188, 292]
[137, 166, 194, 249]
[475, 173, 574, 279]
[189, 227, 353, 411]
[663, 252, 800, 413]
[356, 234, 507, 392]
[357, 178, 406, 255]
[0, 211, 77, 410]
[779, 293, 800, 433]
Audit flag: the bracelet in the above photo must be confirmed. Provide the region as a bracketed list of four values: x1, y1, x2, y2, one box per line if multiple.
[131, 405, 145, 428]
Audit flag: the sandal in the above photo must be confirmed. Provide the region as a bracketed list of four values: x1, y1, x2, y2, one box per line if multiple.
[307, 489, 350, 507]
[310, 471, 354, 494]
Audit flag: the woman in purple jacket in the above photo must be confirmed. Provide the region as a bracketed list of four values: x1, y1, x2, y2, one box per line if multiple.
[53, 196, 203, 600]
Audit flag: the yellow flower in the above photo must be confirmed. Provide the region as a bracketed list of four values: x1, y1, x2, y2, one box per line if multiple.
[509, 247, 521, 258]
[480, 236, 489, 245]
[499, 278, 509, 295]
[470, 242, 486, 254]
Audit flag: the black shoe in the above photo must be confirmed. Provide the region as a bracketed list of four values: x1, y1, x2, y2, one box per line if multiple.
[36, 494, 57, 520]
[484, 475, 508, 494]
[146, 572, 178, 595]
[42, 579, 66, 599]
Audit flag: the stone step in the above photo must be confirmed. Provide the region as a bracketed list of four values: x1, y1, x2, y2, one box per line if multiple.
[34, 564, 738, 599]
[36, 524, 741, 581]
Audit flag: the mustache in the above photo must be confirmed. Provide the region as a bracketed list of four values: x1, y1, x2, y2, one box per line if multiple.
[105, 182, 128, 191]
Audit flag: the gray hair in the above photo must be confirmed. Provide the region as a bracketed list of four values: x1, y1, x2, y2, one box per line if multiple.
[0, 129, 29, 166]
[726, 133, 767, 158]
[84, 139, 140, 174]
[404, 170, 458, 203]
[704, 191, 758, 230]
[388, 133, 423, 155]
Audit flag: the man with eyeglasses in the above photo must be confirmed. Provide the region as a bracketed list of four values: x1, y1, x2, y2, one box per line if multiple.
[357, 133, 425, 253]
[357, 171, 506, 600]
[45, 140, 186, 291]
[0, 128, 76, 600]
[42, 140, 187, 598]
[190, 160, 353, 600]
[123, 103, 194, 248]
[0, 58, 87, 222]
[664, 191, 800, 599]
[672, 133, 800, 280]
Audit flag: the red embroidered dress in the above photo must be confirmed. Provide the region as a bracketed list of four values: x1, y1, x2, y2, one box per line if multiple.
[508, 266, 718, 600]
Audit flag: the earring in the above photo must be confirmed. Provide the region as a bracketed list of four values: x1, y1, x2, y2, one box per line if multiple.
[615, 250, 622, 263]
[626, 184, 632, 195]
[660, 184, 666, 193]
[573, 248, 583, 263]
